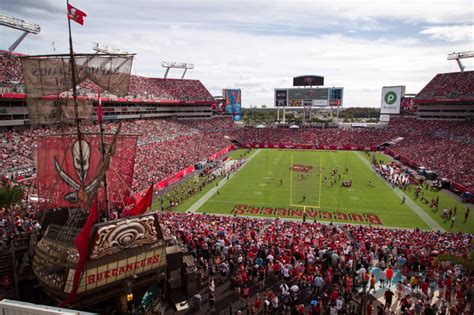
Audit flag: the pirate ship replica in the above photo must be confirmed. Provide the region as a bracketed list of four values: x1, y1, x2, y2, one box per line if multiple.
[16, 8, 199, 311]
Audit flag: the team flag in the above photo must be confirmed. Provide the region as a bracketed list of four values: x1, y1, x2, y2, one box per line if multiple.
[97, 89, 103, 124]
[68, 3, 87, 25]
[65, 199, 98, 304]
[121, 185, 153, 218]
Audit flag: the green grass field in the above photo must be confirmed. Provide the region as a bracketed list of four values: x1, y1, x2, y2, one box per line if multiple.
[189, 149, 473, 233]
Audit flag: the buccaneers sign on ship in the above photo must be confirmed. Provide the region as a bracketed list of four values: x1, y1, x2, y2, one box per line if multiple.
[86, 254, 160, 285]
[63, 248, 166, 294]
[36, 134, 137, 209]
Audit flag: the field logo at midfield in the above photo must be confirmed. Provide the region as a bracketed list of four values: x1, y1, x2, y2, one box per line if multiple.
[290, 164, 313, 173]
[232, 204, 383, 225]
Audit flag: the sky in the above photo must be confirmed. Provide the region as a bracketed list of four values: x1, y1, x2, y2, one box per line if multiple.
[1, 0, 473, 108]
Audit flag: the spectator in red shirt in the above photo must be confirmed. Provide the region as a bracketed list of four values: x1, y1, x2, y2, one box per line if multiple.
[252, 293, 261, 314]
[384, 288, 394, 310]
[367, 301, 374, 315]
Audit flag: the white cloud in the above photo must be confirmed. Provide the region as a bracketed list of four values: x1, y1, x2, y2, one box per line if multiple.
[299, 0, 473, 24]
[420, 25, 474, 42]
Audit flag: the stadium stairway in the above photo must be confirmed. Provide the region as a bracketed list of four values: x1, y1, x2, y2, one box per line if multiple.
[362, 266, 458, 314]
[0, 249, 15, 299]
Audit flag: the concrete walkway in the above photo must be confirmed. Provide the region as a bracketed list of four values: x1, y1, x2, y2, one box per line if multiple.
[354, 151, 445, 232]
[187, 149, 261, 213]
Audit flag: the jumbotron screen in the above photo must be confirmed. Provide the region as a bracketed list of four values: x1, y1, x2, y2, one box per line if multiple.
[275, 87, 343, 107]
[223, 89, 242, 121]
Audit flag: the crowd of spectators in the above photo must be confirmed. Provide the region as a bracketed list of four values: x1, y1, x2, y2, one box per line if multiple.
[159, 212, 473, 314]
[127, 77, 214, 101]
[385, 117, 474, 144]
[179, 118, 236, 132]
[0, 176, 40, 246]
[0, 117, 234, 192]
[234, 128, 388, 148]
[385, 117, 474, 190]
[133, 132, 228, 191]
[417, 71, 474, 99]
[0, 51, 24, 85]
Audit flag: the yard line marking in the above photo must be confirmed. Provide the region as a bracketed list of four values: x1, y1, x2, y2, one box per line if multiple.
[318, 153, 323, 208]
[354, 151, 445, 232]
[290, 203, 320, 208]
[290, 153, 293, 205]
[289, 152, 321, 209]
[186, 149, 261, 213]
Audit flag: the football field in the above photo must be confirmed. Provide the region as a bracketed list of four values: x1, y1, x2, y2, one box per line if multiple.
[191, 149, 473, 232]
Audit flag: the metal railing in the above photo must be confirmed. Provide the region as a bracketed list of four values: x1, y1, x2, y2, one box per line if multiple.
[44, 224, 80, 245]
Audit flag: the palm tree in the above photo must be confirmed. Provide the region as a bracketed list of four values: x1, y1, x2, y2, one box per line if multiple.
[0, 184, 25, 234]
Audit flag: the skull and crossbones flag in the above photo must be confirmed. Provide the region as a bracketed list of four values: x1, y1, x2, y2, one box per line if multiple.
[36, 134, 138, 210]
[68, 3, 87, 25]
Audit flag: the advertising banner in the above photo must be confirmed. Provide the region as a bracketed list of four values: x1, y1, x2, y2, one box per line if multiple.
[380, 86, 405, 114]
[312, 99, 328, 107]
[152, 145, 235, 192]
[275, 89, 288, 107]
[154, 165, 195, 191]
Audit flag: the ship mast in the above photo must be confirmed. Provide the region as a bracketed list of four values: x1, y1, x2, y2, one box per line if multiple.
[67, 0, 110, 221]
[98, 90, 111, 221]
[67, 0, 86, 206]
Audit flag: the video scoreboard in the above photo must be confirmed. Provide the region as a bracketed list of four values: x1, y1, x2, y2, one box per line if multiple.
[223, 89, 242, 121]
[274, 87, 343, 107]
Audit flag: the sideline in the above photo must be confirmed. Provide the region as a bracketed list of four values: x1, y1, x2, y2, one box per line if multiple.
[354, 151, 445, 232]
[186, 149, 261, 213]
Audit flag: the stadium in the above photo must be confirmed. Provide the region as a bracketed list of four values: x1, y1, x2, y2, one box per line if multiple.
[0, 2, 473, 315]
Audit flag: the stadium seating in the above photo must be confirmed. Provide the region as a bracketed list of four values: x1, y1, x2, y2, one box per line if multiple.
[127, 76, 214, 101]
[416, 71, 474, 99]
[386, 117, 474, 190]
[0, 50, 24, 86]
[235, 128, 388, 147]
[0, 118, 234, 192]
[158, 211, 472, 313]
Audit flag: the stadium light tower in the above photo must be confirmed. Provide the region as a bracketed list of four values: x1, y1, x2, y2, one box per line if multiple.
[447, 51, 474, 72]
[93, 42, 130, 55]
[92, 42, 135, 73]
[161, 61, 194, 79]
[0, 13, 41, 52]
